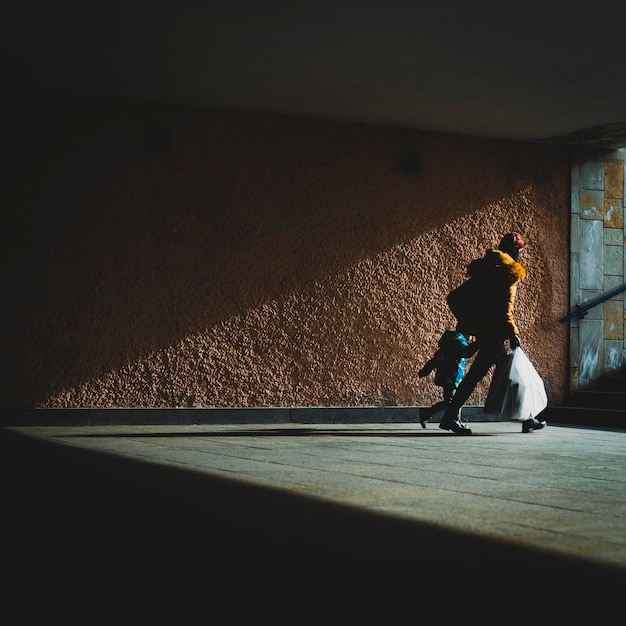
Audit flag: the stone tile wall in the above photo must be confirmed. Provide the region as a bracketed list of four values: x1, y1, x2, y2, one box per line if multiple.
[570, 149, 625, 388]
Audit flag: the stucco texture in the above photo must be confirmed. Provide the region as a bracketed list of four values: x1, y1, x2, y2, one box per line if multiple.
[2, 95, 569, 409]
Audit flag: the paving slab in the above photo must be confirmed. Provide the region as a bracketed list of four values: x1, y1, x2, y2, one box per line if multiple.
[2, 421, 626, 617]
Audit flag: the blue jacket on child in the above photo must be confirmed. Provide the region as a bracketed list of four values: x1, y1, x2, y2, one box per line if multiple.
[419, 330, 474, 397]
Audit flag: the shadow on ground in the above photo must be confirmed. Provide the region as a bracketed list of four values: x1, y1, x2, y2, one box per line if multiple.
[54, 427, 496, 438]
[2, 428, 623, 619]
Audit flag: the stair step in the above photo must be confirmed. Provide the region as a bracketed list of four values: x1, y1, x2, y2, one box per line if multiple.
[568, 390, 626, 411]
[599, 375, 626, 392]
[550, 368, 626, 426]
[544, 405, 626, 428]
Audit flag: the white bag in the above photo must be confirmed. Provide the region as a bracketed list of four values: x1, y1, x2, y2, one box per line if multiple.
[485, 348, 548, 421]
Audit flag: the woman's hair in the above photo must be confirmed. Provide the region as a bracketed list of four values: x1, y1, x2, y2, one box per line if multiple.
[499, 232, 527, 260]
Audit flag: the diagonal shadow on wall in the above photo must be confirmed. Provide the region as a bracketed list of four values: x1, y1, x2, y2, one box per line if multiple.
[1, 93, 569, 406]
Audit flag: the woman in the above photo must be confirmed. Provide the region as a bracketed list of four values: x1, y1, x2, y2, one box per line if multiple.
[440, 232, 545, 435]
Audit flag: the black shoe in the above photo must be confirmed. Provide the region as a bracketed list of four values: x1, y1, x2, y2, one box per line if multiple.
[522, 417, 547, 433]
[439, 417, 472, 435]
[420, 407, 432, 428]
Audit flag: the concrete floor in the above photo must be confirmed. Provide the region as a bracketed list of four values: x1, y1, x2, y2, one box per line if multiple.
[2, 420, 626, 618]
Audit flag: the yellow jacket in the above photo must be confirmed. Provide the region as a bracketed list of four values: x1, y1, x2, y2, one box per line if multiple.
[464, 249, 525, 338]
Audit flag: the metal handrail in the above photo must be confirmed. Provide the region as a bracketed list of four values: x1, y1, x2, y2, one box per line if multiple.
[560, 284, 626, 322]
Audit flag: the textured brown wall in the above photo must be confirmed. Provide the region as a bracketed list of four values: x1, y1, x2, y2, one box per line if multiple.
[2, 94, 570, 409]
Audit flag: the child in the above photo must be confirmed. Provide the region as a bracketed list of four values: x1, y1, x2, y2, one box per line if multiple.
[418, 329, 477, 427]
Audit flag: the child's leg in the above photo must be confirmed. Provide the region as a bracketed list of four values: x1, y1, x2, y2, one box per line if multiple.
[420, 388, 452, 427]
[443, 384, 455, 404]
[429, 400, 448, 415]
[420, 378, 460, 427]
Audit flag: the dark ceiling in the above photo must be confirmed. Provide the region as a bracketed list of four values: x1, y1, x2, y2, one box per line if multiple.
[4, 1, 626, 147]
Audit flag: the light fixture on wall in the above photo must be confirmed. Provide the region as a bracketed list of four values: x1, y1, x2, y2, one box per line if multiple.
[398, 148, 421, 174]
[397, 131, 421, 174]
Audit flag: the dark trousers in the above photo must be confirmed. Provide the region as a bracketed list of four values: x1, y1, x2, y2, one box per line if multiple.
[447, 336, 508, 413]
[427, 384, 456, 417]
